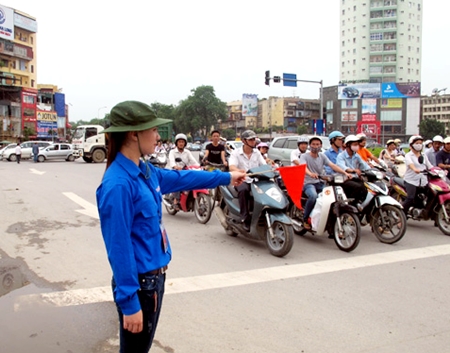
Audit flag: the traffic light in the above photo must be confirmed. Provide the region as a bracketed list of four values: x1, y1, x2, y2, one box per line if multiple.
[265, 70, 270, 86]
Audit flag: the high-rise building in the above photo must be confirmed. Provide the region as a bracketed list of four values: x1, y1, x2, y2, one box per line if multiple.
[339, 0, 423, 84]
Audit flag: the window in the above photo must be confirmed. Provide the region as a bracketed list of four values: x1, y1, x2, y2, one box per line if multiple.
[272, 138, 286, 148]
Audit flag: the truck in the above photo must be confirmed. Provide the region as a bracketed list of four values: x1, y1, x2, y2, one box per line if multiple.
[71, 125, 107, 163]
[158, 122, 173, 142]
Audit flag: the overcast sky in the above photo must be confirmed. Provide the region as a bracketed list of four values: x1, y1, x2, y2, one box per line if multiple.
[7, 0, 450, 122]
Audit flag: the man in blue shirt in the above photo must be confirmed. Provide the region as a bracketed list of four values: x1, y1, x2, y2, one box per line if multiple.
[324, 131, 345, 174]
[336, 134, 370, 209]
[96, 101, 246, 353]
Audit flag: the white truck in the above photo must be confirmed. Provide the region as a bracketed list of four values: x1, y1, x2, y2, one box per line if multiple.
[71, 125, 107, 163]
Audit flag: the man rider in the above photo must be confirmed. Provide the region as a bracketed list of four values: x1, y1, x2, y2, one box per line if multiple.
[168, 133, 199, 210]
[290, 136, 308, 166]
[324, 131, 345, 174]
[299, 136, 351, 230]
[436, 136, 450, 171]
[229, 130, 266, 231]
[425, 135, 443, 167]
[202, 130, 228, 167]
[356, 133, 385, 167]
[336, 135, 370, 210]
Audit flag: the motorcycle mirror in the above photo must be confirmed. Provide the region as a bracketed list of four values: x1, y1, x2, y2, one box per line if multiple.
[175, 157, 182, 163]
[418, 155, 424, 164]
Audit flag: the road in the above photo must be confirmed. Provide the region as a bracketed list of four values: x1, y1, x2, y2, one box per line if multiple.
[0, 156, 450, 353]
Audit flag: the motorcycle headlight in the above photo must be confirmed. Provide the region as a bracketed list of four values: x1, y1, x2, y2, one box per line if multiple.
[334, 174, 344, 183]
[265, 187, 283, 203]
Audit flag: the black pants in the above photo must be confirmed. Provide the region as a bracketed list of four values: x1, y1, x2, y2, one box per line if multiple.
[16, 153, 21, 163]
[235, 182, 251, 221]
[342, 179, 367, 204]
[401, 182, 426, 216]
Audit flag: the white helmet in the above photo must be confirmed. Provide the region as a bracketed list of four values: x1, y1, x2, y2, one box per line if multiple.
[344, 134, 361, 145]
[409, 135, 423, 145]
[297, 136, 309, 144]
[175, 133, 187, 144]
[432, 135, 444, 143]
[356, 133, 367, 140]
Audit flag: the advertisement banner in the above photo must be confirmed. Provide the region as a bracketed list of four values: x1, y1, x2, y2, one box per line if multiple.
[341, 111, 358, 122]
[361, 98, 377, 122]
[357, 121, 380, 137]
[381, 82, 421, 98]
[37, 111, 57, 122]
[14, 12, 37, 33]
[381, 98, 402, 108]
[242, 94, 258, 117]
[338, 83, 381, 100]
[0, 5, 14, 41]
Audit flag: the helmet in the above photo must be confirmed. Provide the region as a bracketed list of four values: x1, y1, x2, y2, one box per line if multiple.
[356, 133, 367, 140]
[175, 133, 188, 144]
[241, 130, 257, 140]
[344, 134, 361, 145]
[309, 136, 322, 145]
[432, 135, 444, 143]
[257, 142, 269, 149]
[297, 136, 309, 144]
[328, 131, 345, 140]
[408, 135, 423, 145]
[394, 138, 402, 144]
[444, 137, 450, 144]
[386, 139, 396, 146]
[424, 139, 432, 146]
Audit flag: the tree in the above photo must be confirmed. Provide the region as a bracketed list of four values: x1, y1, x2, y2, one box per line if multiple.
[222, 129, 236, 140]
[419, 118, 445, 139]
[297, 125, 309, 135]
[175, 85, 227, 139]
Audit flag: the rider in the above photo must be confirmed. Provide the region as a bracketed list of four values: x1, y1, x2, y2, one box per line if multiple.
[379, 140, 398, 169]
[257, 142, 276, 166]
[402, 135, 433, 216]
[299, 136, 351, 230]
[356, 133, 385, 167]
[336, 134, 370, 210]
[168, 133, 200, 210]
[426, 135, 444, 167]
[229, 130, 266, 231]
[324, 131, 345, 174]
[202, 130, 228, 167]
[290, 136, 309, 166]
[436, 136, 450, 171]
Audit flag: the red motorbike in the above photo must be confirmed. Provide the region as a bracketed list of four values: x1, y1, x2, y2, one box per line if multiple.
[390, 166, 450, 235]
[163, 161, 213, 224]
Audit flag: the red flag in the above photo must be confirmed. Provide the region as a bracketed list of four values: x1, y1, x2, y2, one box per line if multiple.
[277, 164, 306, 209]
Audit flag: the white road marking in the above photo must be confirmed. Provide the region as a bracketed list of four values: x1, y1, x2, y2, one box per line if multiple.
[29, 168, 46, 175]
[63, 192, 99, 219]
[14, 244, 450, 311]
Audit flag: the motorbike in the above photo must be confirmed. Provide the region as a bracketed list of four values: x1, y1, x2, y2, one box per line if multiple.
[359, 169, 407, 244]
[214, 164, 294, 257]
[390, 166, 450, 236]
[284, 174, 361, 252]
[162, 158, 213, 224]
[148, 151, 167, 168]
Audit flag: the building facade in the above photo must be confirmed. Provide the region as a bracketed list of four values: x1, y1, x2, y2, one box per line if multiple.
[340, 0, 423, 84]
[421, 93, 450, 134]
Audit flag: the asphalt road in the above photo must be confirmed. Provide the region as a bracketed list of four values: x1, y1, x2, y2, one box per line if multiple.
[1, 156, 450, 353]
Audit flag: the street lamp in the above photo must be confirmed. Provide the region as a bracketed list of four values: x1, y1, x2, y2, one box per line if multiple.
[97, 106, 107, 120]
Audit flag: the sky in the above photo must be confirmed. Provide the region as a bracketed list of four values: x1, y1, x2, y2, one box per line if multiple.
[7, 0, 450, 122]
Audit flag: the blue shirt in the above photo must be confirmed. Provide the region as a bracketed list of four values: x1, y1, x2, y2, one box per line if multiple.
[324, 147, 342, 175]
[336, 149, 370, 177]
[96, 152, 230, 315]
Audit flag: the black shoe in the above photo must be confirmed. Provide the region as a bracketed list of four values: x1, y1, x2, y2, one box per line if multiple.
[242, 223, 250, 232]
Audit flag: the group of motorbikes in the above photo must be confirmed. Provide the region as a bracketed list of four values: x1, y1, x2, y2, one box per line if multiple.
[148, 149, 450, 258]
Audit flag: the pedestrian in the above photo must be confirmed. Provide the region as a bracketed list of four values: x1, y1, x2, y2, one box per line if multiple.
[15, 143, 21, 164]
[96, 100, 246, 353]
[32, 142, 39, 163]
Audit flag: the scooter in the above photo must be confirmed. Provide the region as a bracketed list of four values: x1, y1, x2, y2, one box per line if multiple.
[162, 158, 213, 224]
[286, 174, 361, 252]
[359, 169, 407, 244]
[390, 166, 450, 235]
[148, 151, 167, 168]
[214, 164, 294, 257]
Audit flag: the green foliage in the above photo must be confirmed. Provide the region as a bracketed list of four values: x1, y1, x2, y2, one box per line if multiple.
[297, 125, 309, 135]
[23, 127, 36, 140]
[222, 129, 236, 140]
[175, 85, 227, 139]
[419, 118, 445, 139]
[368, 147, 383, 158]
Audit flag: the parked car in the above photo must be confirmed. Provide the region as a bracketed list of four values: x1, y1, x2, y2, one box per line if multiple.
[1, 141, 51, 162]
[188, 142, 202, 151]
[342, 86, 360, 98]
[268, 135, 331, 166]
[0, 143, 17, 160]
[35, 143, 75, 162]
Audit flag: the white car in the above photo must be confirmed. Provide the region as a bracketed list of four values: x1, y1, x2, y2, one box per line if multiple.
[35, 143, 75, 162]
[0, 143, 17, 160]
[1, 141, 51, 162]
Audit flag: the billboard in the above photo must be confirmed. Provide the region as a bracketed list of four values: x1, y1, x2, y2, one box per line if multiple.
[361, 99, 377, 122]
[242, 94, 258, 117]
[37, 111, 57, 138]
[338, 83, 381, 100]
[381, 98, 403, 108]
[381, 82, 421, 98]
[0, 5, 13, 40]
[341, 111, 357, 122]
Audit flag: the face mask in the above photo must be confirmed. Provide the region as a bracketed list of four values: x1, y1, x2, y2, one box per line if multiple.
[351, 145, 359, 152]
[412, 143, 423, 151]
[310, 147, 321, 153]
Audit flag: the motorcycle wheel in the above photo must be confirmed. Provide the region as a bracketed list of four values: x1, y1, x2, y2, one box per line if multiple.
[371, 205, 407, 244]
[334, 212, 361, 252]
[223, 205, 238, 237]
[194, 193, 212, 224]
[265, 221, 294, 257]
[288, 204, 307, 235]
[164, 195, 178, 215]
[437, 200, 450, 236]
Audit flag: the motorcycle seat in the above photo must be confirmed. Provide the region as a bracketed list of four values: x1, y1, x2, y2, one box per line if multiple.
[393, 177, 405, 188]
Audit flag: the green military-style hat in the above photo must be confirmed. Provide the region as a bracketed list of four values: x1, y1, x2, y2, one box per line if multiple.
[102, 100, 172, 133]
